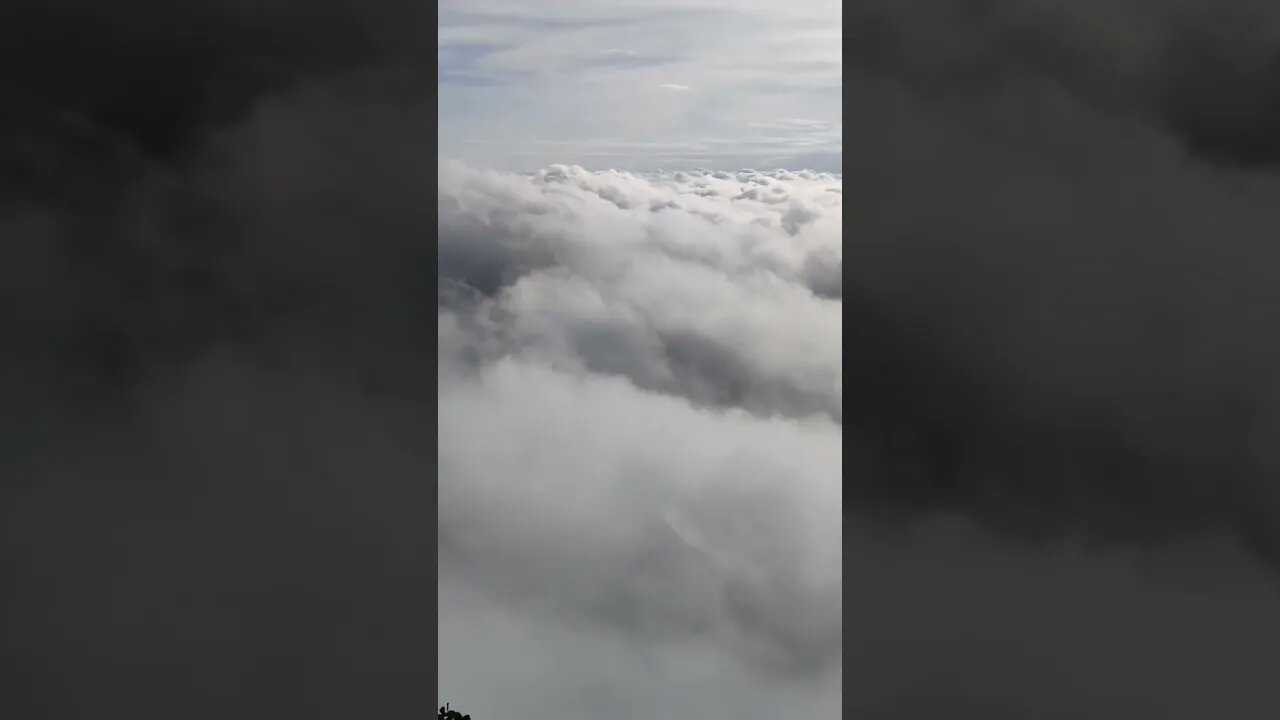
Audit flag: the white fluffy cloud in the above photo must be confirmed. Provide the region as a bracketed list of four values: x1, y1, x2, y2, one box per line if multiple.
[437, 161, 842, 718]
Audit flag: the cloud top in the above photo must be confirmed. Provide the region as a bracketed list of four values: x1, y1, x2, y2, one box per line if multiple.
[437, 161, 842, 718]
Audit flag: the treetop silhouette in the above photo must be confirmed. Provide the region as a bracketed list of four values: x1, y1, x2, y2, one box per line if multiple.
[439, 702, 471, 720]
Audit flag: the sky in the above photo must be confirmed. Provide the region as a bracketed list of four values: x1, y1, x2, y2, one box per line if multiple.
[437, 0, 842, 171]
[435, 4, 845, 717]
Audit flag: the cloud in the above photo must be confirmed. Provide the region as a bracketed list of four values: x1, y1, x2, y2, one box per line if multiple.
[438, 161, 842, 418]
[659, 83, 691, 91]
[437, 0, 841, 170]
[437, 161, 841, 717]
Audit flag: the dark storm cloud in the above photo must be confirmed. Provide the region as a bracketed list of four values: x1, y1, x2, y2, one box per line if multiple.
[846, 0, 1280, 715]
[1, 2, 433, 718]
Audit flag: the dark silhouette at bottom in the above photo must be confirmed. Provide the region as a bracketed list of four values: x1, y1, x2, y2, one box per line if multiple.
[439, 702, 471, 720]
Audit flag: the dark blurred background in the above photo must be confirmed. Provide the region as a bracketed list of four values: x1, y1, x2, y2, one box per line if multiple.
[0, 2, 435, 718]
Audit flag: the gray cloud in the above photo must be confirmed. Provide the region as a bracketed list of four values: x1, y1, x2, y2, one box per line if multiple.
[438, 162, 842, 420]
[437, 0, 841, 172]
[437, 162, 841, 716]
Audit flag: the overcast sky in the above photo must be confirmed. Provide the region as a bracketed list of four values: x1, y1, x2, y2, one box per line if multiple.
[438, 0, 842, 171]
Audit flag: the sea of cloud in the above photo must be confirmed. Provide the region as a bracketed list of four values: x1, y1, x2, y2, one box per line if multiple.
[436, 161, 842, 718]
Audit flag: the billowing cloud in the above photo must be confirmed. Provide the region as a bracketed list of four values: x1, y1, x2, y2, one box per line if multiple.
[437, 161, 842, 718]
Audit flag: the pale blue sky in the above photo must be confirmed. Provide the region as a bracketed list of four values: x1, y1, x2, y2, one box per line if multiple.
[438, 0, 842, 171]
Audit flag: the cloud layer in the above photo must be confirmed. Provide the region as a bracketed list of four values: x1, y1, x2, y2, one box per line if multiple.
[436, 162, 842, 718]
